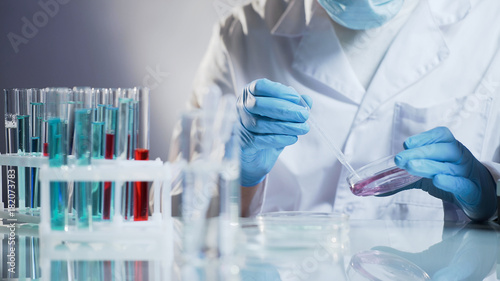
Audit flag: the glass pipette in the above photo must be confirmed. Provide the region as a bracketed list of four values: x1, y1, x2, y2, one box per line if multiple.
[298, 97, 361, 181]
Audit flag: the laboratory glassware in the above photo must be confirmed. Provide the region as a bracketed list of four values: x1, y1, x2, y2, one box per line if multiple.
[4, 89, 19, 210]
[103, 106, 118, 220]
[117, 97, 132, 220]
[134, 87, 150, 221]
[90, 88, 109, 219]
[347, 250, 431, 281]
[45, 87, 70, 230]
[74, 108, 93, 229]
[179, 93, 241, 272]
[17, 89, 32, 210]
[346, 154, 422, 197]
[29, 88, 45, 209]
[298, 97, 360, 180]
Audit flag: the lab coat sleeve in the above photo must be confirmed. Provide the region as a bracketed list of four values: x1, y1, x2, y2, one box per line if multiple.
[483, 161, 500, 187]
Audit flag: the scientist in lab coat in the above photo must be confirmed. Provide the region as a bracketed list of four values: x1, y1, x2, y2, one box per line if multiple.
[186, 0, 500, 221]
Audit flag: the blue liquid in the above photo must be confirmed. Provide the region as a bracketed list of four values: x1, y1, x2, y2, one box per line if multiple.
[92, 122, 105, 158]
[17, 115, 30, 155]
[18, 115, 30, 209]
[76, 182, 92, 228]
[48, 118, 68, 230]
[31, 102, 43, 155]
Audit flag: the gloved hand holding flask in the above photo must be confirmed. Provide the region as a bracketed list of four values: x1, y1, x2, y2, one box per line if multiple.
[393, 127, 497, 221]
[237, 79, 312, 187]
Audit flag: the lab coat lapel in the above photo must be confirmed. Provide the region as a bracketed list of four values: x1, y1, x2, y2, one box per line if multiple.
[352, 0, 468, 126]
[289, 5, 366, 104]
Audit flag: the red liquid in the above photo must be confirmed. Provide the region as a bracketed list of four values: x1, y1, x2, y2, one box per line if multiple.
[135, 261, 146, 281]
[134, 148, 149, 221]
[105, 133, 115, 159]
[350, 167, 417, 196]
[103, 181, 112, 220]
[104, 261, 112, 281]
[103, 134, 115, 220]
[43, 143, 49, 156]
[124, 135, 132, 220]
[135, 148, 149, 161]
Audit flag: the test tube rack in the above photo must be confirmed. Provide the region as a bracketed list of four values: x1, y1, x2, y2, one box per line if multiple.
[38, 158, 173, 281]
[0, 154, 174, 280]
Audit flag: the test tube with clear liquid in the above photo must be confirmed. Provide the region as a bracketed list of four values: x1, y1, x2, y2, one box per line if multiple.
[122, 88, 139, 221]
[90, 88, 109, 220]
[4, 89, 19, 210]
[117, 97, 132, 220]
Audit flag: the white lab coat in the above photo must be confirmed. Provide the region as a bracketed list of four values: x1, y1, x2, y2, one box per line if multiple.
[190, 0, 500, 220]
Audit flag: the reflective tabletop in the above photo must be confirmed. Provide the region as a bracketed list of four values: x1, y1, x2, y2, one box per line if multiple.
[2, 217, 500, 281]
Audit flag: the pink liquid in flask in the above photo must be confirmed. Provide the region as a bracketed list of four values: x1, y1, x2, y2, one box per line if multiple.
[350, 167, 421, 196]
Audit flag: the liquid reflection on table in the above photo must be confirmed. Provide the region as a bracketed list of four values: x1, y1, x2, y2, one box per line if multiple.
[1, 218, 500, 280]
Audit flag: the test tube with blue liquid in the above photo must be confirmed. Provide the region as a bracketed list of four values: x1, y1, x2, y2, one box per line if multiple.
[45, 88, 70, 230]
[74, 88, 93, 229]
[30, 89, 44, 157]
[74, 108, 93, 229]
[4, 89, 19, 209]
[30, 88, 44, 210]
[17, 89, 32, 210]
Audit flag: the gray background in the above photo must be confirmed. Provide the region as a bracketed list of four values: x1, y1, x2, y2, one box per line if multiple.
[0, 0, 241, 161]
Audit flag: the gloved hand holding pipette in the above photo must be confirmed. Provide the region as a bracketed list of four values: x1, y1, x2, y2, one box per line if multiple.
[390, 127, 497, 221]
[237, 79, 312, 187]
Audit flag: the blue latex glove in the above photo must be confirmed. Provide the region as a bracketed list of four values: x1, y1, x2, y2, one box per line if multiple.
[393, 127, 497, 221]
[237, 79, 312, 187]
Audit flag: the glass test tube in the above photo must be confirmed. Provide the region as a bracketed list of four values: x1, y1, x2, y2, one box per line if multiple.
[30, 89, 44, 209]
[127, 89, 139, 220]
[71, 87, 93, 220]
[4, 89, 19, 210]
[31, 89, 44, 156]
[74, 108, 93, 229]
[18, 89, 32, 210]
[46, 88, 70, 230]
[90, 88, 109, 220]
[134, 88, 150, 221]
[103, 106, 118, 220]
[117, 97, 132, 220]
[72, 87, 93, 125]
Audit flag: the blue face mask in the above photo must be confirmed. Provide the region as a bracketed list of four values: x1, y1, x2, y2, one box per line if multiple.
[318, 0, 405, 30]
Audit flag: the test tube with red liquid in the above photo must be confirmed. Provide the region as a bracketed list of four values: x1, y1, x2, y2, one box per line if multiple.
[133, 88, 150, 221]
[102, 106, 118, 220]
